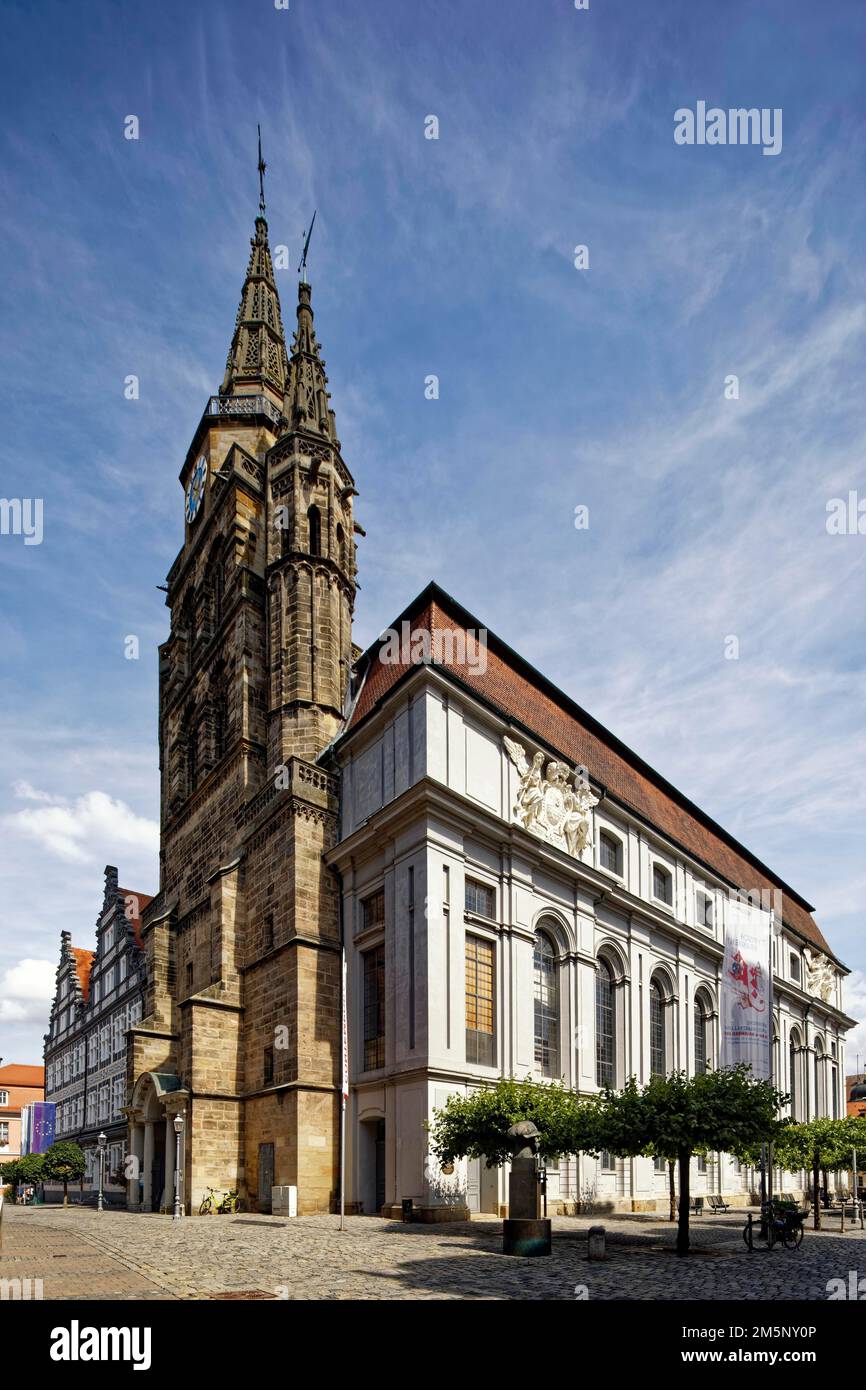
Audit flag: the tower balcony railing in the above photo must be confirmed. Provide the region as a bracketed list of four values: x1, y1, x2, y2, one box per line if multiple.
[205, 394, 283, 429]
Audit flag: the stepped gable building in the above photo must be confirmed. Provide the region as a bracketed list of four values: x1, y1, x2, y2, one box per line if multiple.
[129, 166, 855, 1219]
[43, 867, 149, 1203]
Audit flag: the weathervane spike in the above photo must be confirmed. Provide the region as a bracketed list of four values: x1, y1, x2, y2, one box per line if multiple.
[298, 209, 317, 281]
[257, 124, 267, 215]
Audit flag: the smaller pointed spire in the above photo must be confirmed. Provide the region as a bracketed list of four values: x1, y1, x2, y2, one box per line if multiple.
[283, 278, 339, 445]
[220, 213, 289, 403]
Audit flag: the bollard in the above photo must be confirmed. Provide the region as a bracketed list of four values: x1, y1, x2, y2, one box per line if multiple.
[587, 1224, 606, 1261]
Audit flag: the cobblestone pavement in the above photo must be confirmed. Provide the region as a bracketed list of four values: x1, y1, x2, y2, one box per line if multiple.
[2, 1205, 865, 1300]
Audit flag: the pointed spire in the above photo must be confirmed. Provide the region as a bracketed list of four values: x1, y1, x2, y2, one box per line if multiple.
[220, 186, 289, 403]
[283, 279, 339, 446]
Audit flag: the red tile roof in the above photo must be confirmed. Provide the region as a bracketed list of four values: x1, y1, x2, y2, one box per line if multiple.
[0, 1064, 45, 1087]
[344, 584, 836, 961]
[72, 947, 95, 1003]
[118, 889, 153, 949]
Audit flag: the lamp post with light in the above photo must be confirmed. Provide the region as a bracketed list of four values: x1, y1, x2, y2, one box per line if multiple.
[97, 1131, 107, 1213]
[173, 1113, 185, 1221]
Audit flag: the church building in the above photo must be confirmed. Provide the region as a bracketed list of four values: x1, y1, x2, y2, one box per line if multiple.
[127, 175, 856, 1218]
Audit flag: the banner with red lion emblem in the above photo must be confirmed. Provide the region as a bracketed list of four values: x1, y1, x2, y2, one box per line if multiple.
[720, 896, 773, 1078]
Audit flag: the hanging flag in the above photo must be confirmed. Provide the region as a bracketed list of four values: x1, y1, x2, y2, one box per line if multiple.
[720, 895, 773, 1078]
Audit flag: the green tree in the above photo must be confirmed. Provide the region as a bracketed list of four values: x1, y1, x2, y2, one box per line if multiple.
[597, 1067, 787, 1256]
[42, 1141, 86, 1206]
[429, 1077, 601, 1167]
[771, 1116, 866, 1229]
[1, 1153, 44, 1196]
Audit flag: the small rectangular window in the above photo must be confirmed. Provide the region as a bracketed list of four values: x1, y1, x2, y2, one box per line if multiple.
[653, 864, 673, 906]
[263, 1046, 274, 1086]
[696, 891, 714, 928]
[362, 890, 385, 931]
[599, 833, 622, 875]
[263, 913, 274, 952]
[790, 953, 801, 983]
[465, 877, 496, 920]
[600, 1151, 615, 1172]
[186, 961, 193, 991]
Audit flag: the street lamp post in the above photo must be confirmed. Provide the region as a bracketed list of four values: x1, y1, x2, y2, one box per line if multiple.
[173, 1113, 184, 1221]
[97, 1131, 107, 1213]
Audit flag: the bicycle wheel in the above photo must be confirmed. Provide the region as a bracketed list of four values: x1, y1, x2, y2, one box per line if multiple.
[784, 1223, 803, 1249]
[199, 1197, 212, 1216]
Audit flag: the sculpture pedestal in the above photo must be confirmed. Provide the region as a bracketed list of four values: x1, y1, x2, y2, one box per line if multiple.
[503, 1218, 552, 1257]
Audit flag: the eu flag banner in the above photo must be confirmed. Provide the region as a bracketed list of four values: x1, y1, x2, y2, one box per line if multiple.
[720, 897, 773, 1079]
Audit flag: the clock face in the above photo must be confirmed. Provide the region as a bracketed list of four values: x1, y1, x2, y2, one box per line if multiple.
[185, 455, 208, 524]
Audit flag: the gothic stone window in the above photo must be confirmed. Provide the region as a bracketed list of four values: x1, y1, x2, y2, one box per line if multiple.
[533, 927, 559, 1078]
[465, 934, 495, 1067]
[363, 944, 385, 1070]
[307, 504, 322, 557]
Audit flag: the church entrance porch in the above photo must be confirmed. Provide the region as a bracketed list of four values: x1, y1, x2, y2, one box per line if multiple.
[127, 1071, 188, 1214]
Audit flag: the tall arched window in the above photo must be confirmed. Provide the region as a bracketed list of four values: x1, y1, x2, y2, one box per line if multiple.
[214, 683, 229, 762]
[650, 978, 666, 1077]
[693, 993, 709, 1075]
[814, 1040, 825, 1118]
[595, 959, 616, 1088]
[336, 522, 346, 570]
[307, 505, 322, 556]
[185, 712, 198, 796]
[533, 929, 559, 1078]
[789, 1032, 800, 1120]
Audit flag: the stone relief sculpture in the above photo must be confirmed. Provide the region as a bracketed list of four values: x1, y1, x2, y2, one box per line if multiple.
[803, 947, 835, 1003]
[504, 737, 598, 857]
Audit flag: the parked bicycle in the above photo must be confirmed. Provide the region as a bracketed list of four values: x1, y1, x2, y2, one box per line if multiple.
[743, 1199, 804, 1251]
[199, 1186, 244, 1215]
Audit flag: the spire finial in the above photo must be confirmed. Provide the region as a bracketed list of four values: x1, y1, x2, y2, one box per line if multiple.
[257, 124, 267, 216]
[298, 209, 317, 283]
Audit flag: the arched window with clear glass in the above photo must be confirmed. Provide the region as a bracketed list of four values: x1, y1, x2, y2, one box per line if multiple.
[650, 978, 666, 1077]
[595, 958, 616, 1088]
[693, 993, 709, 1075]
[533, 929, 558, 1078]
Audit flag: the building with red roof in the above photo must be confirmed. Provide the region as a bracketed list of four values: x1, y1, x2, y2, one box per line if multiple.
[42, 866, 152, 1205]
[0, 1064, 45, 1162]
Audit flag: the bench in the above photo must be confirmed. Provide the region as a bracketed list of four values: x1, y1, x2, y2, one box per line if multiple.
[706, 1195, 730, 1213]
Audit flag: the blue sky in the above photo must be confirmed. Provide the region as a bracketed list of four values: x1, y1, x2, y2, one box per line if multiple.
[1, 0, 865, 1066]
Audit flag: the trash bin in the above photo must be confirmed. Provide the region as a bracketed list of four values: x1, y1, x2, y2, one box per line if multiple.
[401, 1198, 414, 1223]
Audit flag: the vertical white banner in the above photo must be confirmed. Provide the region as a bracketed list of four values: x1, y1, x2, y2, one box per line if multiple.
[720, 895, 773, 1078]
[341, 948, 349, 1104]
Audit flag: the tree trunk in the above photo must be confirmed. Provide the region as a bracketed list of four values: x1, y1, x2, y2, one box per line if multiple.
[668, 1160, 677, 1222]
[63, 1178, 69, 1208]
[812, 1152, 821, 1230]
[676, 1147, 691, 1256]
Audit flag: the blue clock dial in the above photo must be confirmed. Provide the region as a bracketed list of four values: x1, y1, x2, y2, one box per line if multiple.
[185, 455, 208, 524]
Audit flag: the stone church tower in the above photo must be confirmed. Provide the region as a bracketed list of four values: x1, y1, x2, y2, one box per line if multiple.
[127, 190, 357, 1215]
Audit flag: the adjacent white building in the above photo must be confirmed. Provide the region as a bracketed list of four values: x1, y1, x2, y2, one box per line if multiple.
[327, 584, 855, 1217]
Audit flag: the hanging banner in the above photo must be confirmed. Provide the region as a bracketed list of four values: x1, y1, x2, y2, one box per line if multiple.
[720, 895, 773, 1078]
